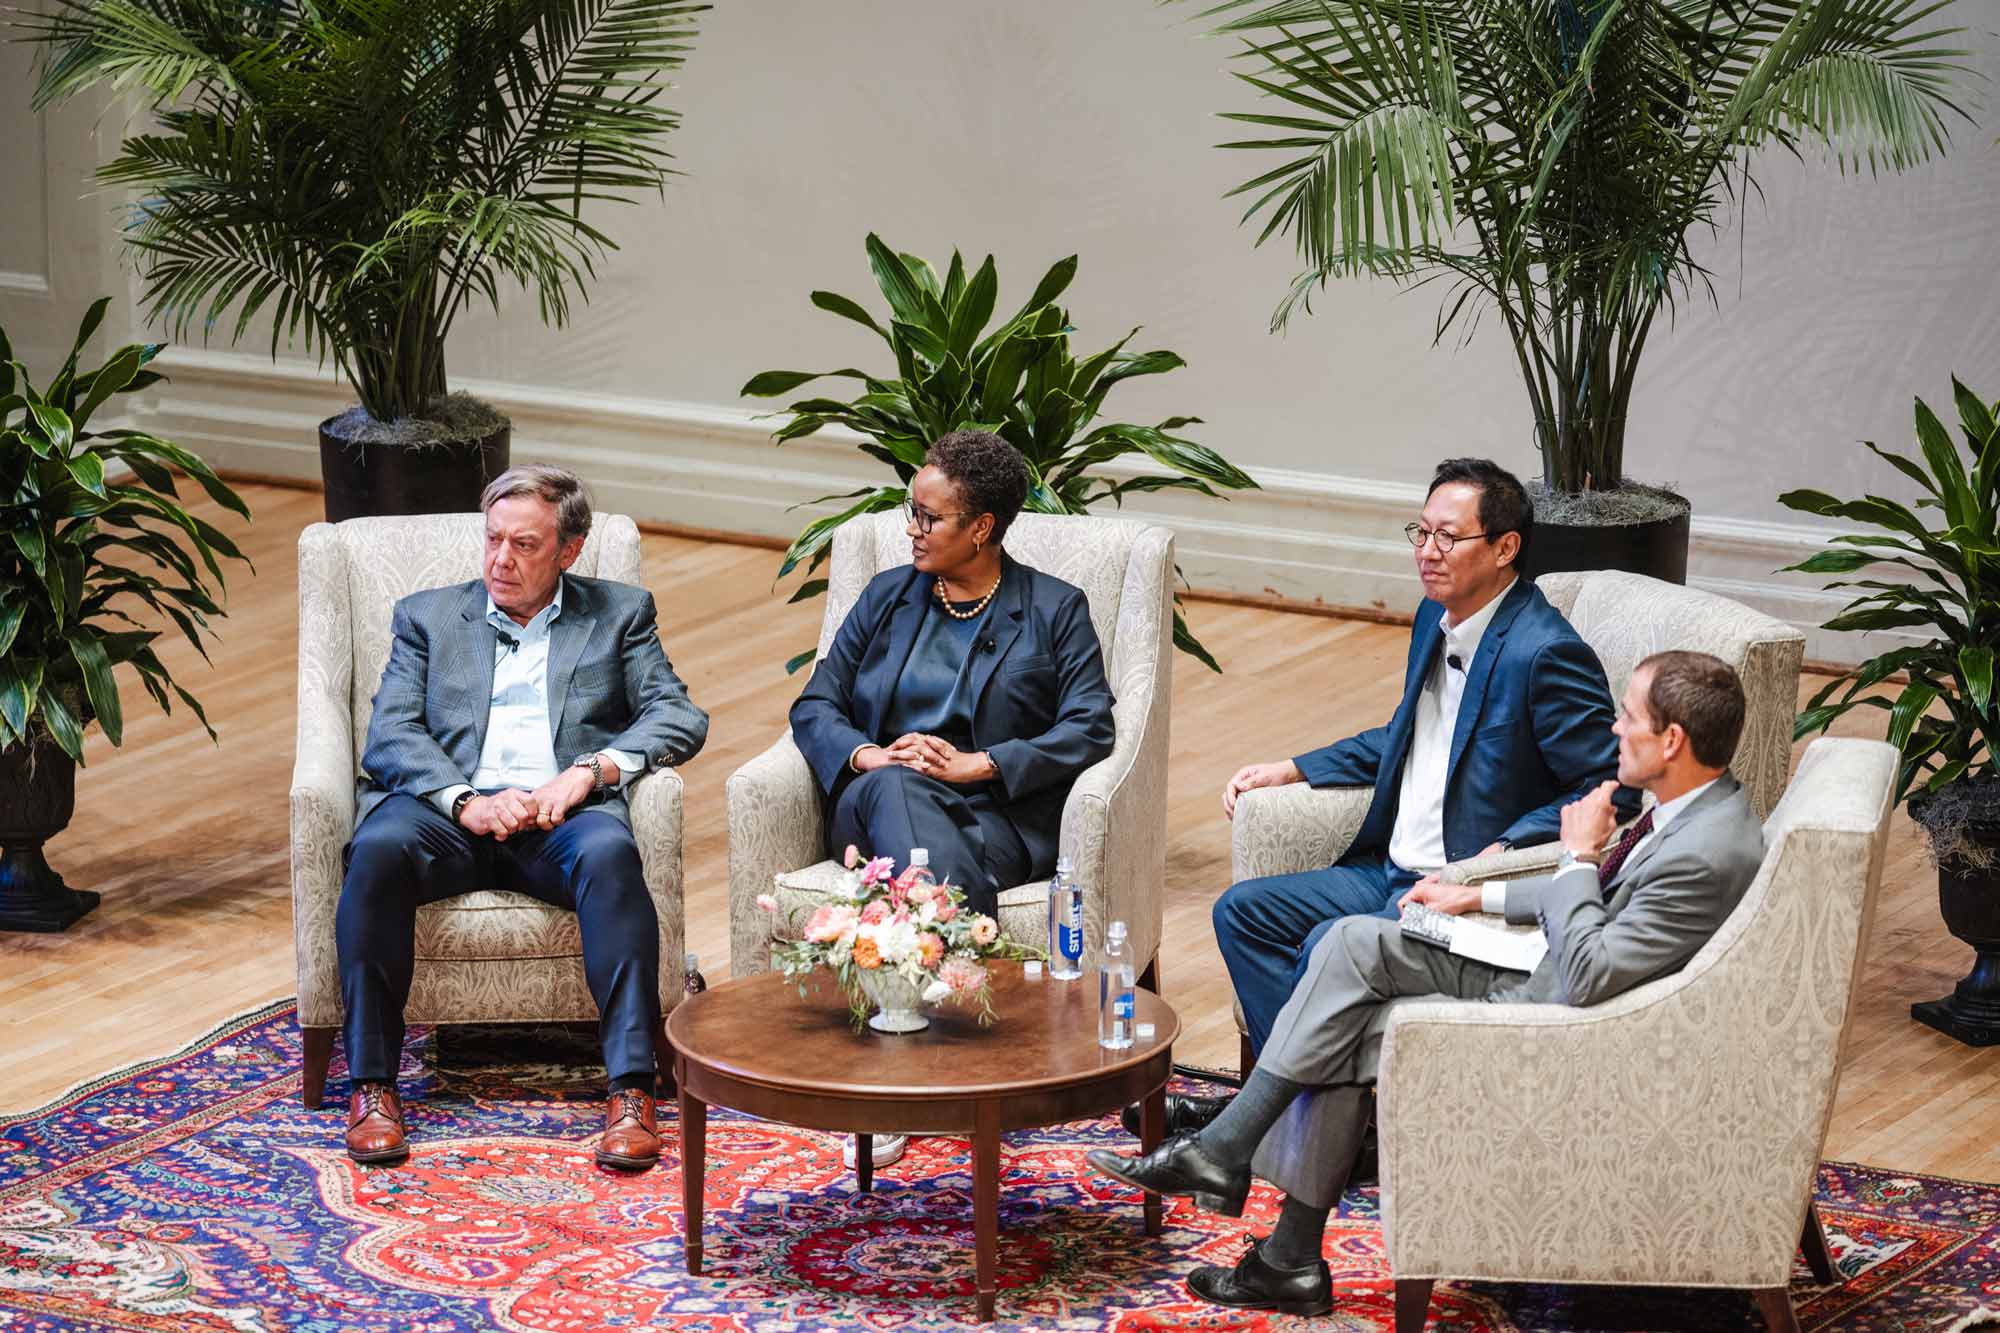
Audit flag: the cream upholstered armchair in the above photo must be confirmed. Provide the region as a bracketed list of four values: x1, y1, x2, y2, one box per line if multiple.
[727, 509, 1174, 984]
[1380, 737, 1898, 1333]
[1230, 571, 1808, 1070]
[289, 513, 687, 1109]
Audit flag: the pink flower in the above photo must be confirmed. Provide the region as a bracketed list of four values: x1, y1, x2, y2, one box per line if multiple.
[860, 856, 895, 888]
[805, 903, 858, 944]
[859, 899, 890, 926]
[919, 933, 945, 968]
[903, 876, 936, 904]
[969, 915, 999, 947]
[933, 899, 958, 923]
[755, 893, 778, 913]
[844, 844, 862, 870]
[939, 957, 987, 995]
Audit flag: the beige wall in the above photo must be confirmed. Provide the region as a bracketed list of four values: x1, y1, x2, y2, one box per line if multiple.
[4, 2, 1997, 658]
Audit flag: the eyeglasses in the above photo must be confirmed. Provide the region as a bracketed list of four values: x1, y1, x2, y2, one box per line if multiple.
[903, 500, 974, 536]
[1405, 522, 1500, 554]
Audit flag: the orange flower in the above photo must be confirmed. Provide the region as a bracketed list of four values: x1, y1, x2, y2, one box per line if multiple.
[852, 937, 882, 970]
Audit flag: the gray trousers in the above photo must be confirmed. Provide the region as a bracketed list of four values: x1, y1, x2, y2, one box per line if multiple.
[1249, 914, 1515, 1208]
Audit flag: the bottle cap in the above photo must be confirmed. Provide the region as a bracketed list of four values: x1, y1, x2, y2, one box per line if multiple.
[1024, 959, 1043, 977]
[1135, 1022, 1155, 1040]
[684, 951, 698, 969]
[909, 847, 930, 867]
[1107, 919, 1127, 941]
[1055, 854, 1074, 875]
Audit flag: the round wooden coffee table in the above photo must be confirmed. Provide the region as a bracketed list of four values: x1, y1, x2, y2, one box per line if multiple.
[667, 961, 1178, 1321]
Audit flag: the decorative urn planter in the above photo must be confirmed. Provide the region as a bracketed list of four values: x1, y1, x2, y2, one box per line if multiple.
[0, 740, 99, 932]
[1910, 781, 2000, 1047]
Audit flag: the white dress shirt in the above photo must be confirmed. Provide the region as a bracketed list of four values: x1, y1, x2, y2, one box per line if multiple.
[430, 583, 641, 815]
[1386, 579, 1514, 874]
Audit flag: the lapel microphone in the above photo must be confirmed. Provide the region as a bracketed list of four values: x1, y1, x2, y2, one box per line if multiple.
[979, 636, 997, 654]
[495, 628, 520, 654]
[1446, 653, 1464, 672]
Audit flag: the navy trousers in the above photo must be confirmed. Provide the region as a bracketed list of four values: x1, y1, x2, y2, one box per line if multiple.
[828, 766, 1032, 919]
[335, 794, 659, 1084]
[1213, 853, 1421, 1055]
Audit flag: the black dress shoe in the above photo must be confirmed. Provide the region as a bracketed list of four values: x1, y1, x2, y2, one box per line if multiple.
[1086, 1133, 1250, 1217]
[1187, 1236, 1334, 1316]
[1119, 1091, 1233, 1139]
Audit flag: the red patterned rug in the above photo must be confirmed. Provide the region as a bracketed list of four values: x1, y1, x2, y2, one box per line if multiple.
[2, 1000, 1995, 1331]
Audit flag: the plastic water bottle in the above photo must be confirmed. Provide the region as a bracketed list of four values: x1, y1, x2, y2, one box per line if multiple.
[683, 951, 707, 996]
[1047, 855, 1084, 980]
[906, 847, 938, 894]
[1098, 920, 1135, 1050]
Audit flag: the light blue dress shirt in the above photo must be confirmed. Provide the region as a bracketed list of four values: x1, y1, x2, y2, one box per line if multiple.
[430, 582, 642, 816]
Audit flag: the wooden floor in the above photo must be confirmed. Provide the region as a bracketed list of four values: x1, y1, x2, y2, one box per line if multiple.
[2, 481, 1995, 1181]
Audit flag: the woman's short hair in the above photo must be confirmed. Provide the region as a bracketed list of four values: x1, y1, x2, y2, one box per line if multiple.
[1636, 650, 1746, 768]
[481, 465, 592, 546]
[926, 431, 1030, 543]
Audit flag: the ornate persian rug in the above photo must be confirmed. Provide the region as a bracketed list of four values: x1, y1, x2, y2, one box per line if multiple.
[2, 1000, 1995, 1332]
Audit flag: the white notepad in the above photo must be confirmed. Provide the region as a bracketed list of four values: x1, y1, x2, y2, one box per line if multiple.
[1399, 903, 1549, 974]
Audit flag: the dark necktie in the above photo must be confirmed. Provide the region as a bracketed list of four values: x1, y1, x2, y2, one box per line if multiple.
[1596, 808, 1655, 896]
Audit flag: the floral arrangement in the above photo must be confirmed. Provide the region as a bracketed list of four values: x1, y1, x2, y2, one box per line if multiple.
[760, 846, 1040, 1028]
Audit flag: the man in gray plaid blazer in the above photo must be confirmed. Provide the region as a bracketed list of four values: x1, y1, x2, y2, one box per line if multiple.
[338, 466, 707, 1172]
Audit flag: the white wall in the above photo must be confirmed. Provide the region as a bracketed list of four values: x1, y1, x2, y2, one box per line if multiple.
[6, 1, 1998, 660]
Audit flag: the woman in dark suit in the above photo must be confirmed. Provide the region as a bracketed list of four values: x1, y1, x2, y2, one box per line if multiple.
[789, 430, 1116, 917]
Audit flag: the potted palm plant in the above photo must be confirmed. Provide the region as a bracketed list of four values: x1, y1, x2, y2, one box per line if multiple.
[26, 0, 707, 522]
[1784, 379, 1998, 1045]
[1175, 0, 1969, 580]
[0, 301, 250, 932]
[743, 234, 1259, 671]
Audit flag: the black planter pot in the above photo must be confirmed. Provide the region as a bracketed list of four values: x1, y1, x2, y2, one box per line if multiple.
[318, 413, 510, 524]
[1910, 790, 2000, 1047]
[0, 741, 99, 933]
[1519, 508, 1691, 585]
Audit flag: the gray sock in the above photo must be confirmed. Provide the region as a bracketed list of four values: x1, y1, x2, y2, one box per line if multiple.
[1196, 1067, 1303, 1169]
[1264, 1195, 1332, 1270]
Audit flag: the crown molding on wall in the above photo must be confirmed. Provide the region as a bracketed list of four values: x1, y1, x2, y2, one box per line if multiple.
[134, 348, 1897, 663]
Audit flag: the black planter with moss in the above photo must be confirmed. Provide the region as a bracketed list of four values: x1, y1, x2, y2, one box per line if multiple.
[318, 396, 512, 523]
[0, 742, 97, 933]
[1910, 780, 2000, 1048]
[1519, 481, 1692, 585]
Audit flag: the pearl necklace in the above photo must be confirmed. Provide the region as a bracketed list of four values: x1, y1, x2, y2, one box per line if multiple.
[935, 571, 1002, 620]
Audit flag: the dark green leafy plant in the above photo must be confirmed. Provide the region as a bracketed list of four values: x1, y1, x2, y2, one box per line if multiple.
[1179, 0, 1970, 494]
[25, 0, 706, 425]
[0, 300, 251, 763]
[743, 235, 1259, 672]
[1782, 378, 1996, 805]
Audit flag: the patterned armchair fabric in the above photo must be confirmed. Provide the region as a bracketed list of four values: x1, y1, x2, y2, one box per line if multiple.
[727, 510, 1174, 978]
[289, 513, 687, 1051]
[1378, 737, 1897, 1296]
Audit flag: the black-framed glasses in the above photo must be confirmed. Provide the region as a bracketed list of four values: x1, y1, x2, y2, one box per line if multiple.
[1405, 522, 1500, 554]
[903, 499, 974, 535]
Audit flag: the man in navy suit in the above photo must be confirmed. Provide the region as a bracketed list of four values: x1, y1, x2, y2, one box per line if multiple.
[1196, 459, 1630, 1124]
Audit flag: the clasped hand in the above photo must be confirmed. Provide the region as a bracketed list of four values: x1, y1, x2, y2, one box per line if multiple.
[858, 733, 993, 785]
[457, 767, 597, 840]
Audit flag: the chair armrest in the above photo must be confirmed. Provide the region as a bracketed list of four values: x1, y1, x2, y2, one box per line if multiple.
[289, 756, 355, 1029]
[725, 731, 824, 977]
[1230, 784, 1371, 882]
[1060, 679, 1168, 971]
[1440, 842, 1562, 885]
[626, 766, 688, 1000]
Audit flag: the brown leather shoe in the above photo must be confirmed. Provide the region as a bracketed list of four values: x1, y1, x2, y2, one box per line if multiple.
[346, 1082, 409, 1165]
[596, 1088, 662, 1171]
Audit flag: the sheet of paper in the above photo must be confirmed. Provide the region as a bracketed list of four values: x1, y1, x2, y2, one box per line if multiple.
[1449, 915, 1549, 974]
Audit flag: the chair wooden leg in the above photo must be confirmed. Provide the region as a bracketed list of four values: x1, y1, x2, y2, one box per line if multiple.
[1238, 1032, 1254, 1082]
[1138, 955, 1160, 994]
[1753, 1287, 1801, 1333]
[653, 1018, 675, 1097]
[301, 1027, 335, 1110]
[1394, 1278, 1434, 1333]
[1800, 1201, 1837, 1285]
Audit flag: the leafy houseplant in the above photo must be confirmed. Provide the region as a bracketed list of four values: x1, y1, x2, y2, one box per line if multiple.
[0, 300, 250, 932]
[1179, 0, 1968, 577]
[1783, 378, 1998, 1045]
[26, 0, 706, 521]
[743, 235, 1259, 672]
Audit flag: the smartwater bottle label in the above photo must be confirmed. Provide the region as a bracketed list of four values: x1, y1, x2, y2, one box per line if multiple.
[1058, 922, 1083, 960]
[1115, 994, 1135, 1020]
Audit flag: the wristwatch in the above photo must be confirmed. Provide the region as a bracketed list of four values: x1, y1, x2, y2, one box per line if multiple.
[572, 753, 606, 788]
[451, 790, 477, 823]
[1556, 848, 1601, 875]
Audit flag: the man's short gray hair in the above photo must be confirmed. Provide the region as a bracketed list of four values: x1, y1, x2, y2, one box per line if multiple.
[481, 465, 592, 546]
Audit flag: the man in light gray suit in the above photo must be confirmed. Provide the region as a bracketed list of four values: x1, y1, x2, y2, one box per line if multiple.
[1090, 650, 1763, 1316]
[337, 465, 707, 1171]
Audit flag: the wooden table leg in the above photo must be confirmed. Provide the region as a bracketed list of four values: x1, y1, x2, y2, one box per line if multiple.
[973, 1101, 1000, 1322]
[1140, 1081, 1165, 1237]
[677, 1055, 705, 1275]
[855, 1134, 873, 1193]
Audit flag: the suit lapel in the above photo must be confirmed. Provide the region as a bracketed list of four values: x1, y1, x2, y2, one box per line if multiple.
[545, 575, 595, 749]
[1445, 578, 1531, 782]
[1383, 603, 1444, 774]
[448, 583, 501, 767]
[1610, 776, 1740, 894]
[855, 569, 931, 739]
[966, 555, 1027, 709]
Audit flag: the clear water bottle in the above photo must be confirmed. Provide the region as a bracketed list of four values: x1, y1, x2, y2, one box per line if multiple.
[1098, 919, 1135, 1050]
[1047, 855, 1084, 980]
[683, 951, 707, 996]
[906, 847, 937, 895]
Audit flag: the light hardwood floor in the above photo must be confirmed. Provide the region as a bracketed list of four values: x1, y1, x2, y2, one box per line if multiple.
[2, 482, 1994, 1181]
